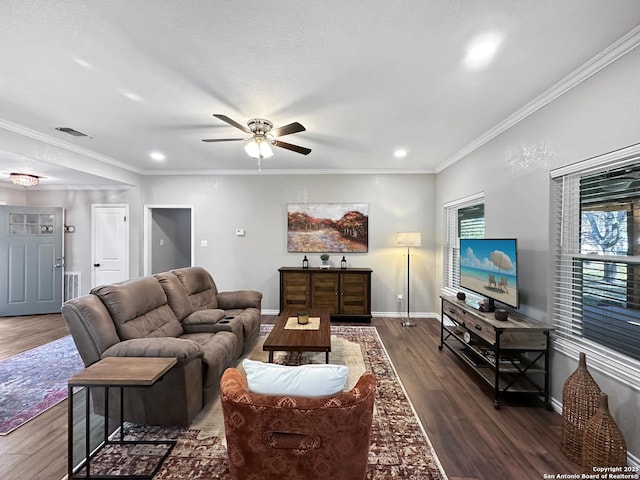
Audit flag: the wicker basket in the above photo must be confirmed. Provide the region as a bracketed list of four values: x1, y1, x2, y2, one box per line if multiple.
[561, 352, 601, 463]
[582, 393, 627, 472]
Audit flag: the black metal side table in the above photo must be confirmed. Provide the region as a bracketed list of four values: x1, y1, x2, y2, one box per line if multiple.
[67, 357, 177, 479]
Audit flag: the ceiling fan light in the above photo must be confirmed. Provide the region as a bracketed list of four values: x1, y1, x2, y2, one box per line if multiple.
[260, 141, 274, 159]
[244, 138, 273, 159]
[244, 139, 260, 158]
[9, 173, 39, 187]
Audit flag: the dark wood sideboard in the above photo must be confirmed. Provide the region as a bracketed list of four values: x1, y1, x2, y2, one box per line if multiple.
[278, 267, 372, 322]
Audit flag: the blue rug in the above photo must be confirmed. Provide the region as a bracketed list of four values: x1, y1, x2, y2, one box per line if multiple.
[0, 335, 85, 435]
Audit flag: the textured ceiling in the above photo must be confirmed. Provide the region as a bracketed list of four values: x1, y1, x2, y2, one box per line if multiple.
[1, 1, 639, 187]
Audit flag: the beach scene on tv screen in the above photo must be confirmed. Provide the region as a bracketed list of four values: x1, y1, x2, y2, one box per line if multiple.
[460, 239, 518, 308]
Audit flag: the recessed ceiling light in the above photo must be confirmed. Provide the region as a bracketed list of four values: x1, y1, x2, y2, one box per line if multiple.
[73, 57, 93, 70]
[464, 33, 503, 69]
[149, 151, 166, 161]
[394, 148, 408, 159]
[119, 89, 144, 103]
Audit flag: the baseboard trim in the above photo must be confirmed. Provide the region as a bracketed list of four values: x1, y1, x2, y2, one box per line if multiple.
[261, 309, 440, 319]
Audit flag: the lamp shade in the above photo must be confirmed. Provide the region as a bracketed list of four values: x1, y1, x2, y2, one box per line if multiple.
[9, 173, 39, 187]
[397, 232, 421, 247]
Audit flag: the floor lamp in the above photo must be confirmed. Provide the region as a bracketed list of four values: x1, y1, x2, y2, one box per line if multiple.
[397, 232, 421, 327]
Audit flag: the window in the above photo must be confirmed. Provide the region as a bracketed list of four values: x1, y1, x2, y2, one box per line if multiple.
[551, 145, 640, 385]
[442, 193, 485, 296]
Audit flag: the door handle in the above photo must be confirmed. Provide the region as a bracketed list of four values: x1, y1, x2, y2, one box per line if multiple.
[93, 263, 101, 267]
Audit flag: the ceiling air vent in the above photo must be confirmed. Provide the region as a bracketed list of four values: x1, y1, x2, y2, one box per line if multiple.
[55, 127, 91, 137]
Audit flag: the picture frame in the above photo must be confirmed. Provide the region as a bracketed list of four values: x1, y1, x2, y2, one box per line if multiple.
[287, 203, 368, 253]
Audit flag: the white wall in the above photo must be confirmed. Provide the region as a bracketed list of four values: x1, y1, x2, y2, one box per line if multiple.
[0, 185, 27, 205]
[142, 173, 436, 315]
[435, 45, 640, 459]
[24, 188, 144, 295]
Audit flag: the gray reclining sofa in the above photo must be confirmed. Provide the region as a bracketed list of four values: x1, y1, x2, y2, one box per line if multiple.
[61, 266, 262, 426]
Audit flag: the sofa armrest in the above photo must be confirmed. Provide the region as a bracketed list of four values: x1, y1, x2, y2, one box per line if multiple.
[101, 337, 203, 366]
[183, 309, 226, 326]
[217, 290, 262, 310]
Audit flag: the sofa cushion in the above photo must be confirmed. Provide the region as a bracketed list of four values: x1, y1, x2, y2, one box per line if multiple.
[242, 359, 349, 397]
[155, 271, 195, 321]
[171, 266, 219, 309]
[92, 276, 183, 340]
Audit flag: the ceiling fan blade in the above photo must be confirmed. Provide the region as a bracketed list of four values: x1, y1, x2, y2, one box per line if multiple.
[270, 122, 306, 137]
[213, 114, 251, 133]
[272, 139, 312, 155]
[202, 138, 245, 142]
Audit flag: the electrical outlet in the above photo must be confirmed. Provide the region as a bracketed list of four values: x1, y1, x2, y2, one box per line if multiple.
[397, 294, 403, 303]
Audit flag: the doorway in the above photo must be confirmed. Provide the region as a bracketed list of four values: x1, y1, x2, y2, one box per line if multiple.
[0, 205, 64, 316]
[144, 205, 193, 275]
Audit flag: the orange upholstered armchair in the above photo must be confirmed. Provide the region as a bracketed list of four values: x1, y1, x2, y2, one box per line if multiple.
[220, 368, 376, 480]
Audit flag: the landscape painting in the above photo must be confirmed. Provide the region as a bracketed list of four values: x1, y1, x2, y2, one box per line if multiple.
[287, 203, 369, 253]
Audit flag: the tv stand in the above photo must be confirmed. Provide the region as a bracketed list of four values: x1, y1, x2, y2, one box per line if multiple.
[439, 295, 552, 409]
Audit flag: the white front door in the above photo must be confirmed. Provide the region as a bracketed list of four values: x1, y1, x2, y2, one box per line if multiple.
[91, 204, 129, 288]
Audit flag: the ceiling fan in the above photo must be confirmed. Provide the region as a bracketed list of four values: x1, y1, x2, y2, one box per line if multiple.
[202, 114, 312, 163]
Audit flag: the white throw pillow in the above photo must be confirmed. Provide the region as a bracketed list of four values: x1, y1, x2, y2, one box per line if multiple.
[242, 359, 349, 397]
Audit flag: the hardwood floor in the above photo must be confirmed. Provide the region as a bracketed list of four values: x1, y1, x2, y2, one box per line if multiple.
[0, 314, 70, 480]
[0, 314, 580, 480]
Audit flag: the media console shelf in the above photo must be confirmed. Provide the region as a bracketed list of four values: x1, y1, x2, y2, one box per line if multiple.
[439, 295, 552, 409]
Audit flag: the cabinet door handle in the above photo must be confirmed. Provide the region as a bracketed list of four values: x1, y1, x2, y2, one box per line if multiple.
[449, 309, 455, 314]
[475, 324, 482, 331]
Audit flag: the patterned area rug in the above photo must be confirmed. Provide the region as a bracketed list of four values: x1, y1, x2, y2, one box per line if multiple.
[71, 326, 448, 479]
[0, 335, 84, 435]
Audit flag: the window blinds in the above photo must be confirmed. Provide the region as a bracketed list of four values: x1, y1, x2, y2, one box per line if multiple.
[442, 195, 484, 295]
[551, 145, 640, 384]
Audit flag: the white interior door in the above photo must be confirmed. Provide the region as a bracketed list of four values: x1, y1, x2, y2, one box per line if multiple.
[0, 206, 64, 316]
[91, 204, 129, 288]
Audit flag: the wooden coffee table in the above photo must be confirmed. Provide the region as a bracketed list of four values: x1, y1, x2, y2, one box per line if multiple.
[263, 307, 331, 363]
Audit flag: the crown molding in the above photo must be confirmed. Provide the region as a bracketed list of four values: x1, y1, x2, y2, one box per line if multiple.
[0, 120, 435, 177]
[143, 168, 435, 176]
[0, 181, 134, 191]
[550, 142, 640, 178]
[0, 119, 144, 175]
[435, 25, 640, 173]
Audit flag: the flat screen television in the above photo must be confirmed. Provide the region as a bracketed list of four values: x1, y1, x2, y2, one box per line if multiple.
[459, 238, 519, 310]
